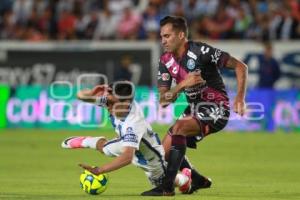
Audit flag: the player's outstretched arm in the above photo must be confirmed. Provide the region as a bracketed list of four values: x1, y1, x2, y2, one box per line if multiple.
[79, 146, 135, 175]
[77, 89, 96, 103]
[225, 56, 248, 116]
[77, 85, 111, 106]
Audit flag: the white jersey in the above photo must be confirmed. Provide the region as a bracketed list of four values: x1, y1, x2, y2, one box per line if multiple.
[102, 101, 167, 186]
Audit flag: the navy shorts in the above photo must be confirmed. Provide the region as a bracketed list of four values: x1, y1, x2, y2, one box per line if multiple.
[174, 102, 230, 149]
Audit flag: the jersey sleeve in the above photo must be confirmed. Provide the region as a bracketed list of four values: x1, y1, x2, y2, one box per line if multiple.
[157, 60, 172, 88]
[121, 123, 145, 149]
[198, 43, 230, 68]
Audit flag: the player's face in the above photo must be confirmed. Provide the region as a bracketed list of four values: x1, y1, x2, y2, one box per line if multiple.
[113, 101, 131, 119]
[160, 23, 182, 53]
[107, 94, 131, 119]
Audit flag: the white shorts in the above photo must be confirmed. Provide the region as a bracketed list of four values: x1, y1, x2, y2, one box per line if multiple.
[102, 138, 166, 186]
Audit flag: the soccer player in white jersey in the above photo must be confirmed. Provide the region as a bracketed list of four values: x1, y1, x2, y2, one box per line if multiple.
[62, 81, 191, 193]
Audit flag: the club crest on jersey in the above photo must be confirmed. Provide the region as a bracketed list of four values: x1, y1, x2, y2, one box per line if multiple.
[161, 73, 170, 81]
[187, 59, 196, 70]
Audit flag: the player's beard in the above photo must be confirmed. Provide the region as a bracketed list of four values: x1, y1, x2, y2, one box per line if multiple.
[164, 44, 176, 53]
[163, 45, 170, 52]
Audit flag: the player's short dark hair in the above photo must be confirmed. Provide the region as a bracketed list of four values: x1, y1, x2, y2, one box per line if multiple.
[110, 81, 134, 102]
[263, 41, 272, 49]
[160, 15, 188, 36]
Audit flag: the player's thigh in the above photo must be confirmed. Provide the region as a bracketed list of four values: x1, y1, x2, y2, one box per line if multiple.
[171, 116, 201, 136]
[193, 103, 230, 137]
[178, 103, 230, 149]
[102, 138, 123, 157]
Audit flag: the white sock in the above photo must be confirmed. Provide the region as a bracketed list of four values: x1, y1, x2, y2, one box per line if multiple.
[175, 173, 189, 187]
[82, 137, 104, 149]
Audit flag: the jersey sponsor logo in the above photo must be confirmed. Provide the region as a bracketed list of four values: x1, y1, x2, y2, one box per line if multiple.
[172, 66, 178, 74]
[165, 57, 174, 69]
[123, 134, 138, 143]
[161, 73, 170, 81]
[211, 49, 222, 64]
[184, 82, 205, 97]
[187, 50, 197, 60]
[123, 127, 138, 143]
[187, 59, 196, 70]
[164, 55, 179, 75]
[200, 46, 210, 54]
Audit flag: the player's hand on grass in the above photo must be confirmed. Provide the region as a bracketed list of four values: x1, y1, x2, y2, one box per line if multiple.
[182, 71, 206, 88]
[79, 163, 101, 175]
[233, 96, 246, 116]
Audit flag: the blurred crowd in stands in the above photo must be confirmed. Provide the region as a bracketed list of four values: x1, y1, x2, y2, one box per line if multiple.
[0, 0, 299, 41]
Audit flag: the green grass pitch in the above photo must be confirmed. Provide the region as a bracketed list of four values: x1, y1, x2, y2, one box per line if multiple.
[0, 126, 300, 200]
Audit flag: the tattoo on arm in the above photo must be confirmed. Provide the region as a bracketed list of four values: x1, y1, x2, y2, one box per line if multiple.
[226, 56, 248, 98]
[225, 56, 239, 69]
[159, 85, 183, 107]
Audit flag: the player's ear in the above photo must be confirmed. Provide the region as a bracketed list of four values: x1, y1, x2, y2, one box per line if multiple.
[178, 31, 185, 40]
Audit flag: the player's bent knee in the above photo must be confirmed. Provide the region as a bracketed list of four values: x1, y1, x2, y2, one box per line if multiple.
[96, 138, 107, 153]
[172, 118, 202, 136]
[172, 120, 188, 135]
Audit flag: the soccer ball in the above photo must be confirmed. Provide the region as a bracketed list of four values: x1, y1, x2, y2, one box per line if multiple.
[79, 170, 109, 195]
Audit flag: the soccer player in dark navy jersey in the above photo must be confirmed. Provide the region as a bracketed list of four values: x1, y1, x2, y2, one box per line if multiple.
[142, 16, 248, 196]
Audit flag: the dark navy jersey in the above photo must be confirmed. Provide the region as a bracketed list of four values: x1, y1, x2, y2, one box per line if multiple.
[158, 41, 230, 107]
